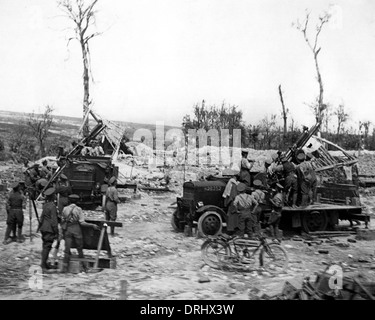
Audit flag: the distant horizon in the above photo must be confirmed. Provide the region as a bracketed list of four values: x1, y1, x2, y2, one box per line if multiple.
[0, 108, 181, 129]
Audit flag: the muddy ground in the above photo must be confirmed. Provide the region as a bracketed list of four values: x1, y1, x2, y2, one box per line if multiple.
[1, 185, 375, 301]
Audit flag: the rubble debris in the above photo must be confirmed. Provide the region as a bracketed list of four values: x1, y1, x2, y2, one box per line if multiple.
[355, 229, 375, 241]
[318, 250, 329, 254]
[260, 269, 375, 300]
[307, 231, 356, 238]
[358, 257, 372, 263]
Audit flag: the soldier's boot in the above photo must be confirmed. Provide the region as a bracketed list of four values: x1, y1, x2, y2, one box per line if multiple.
[274, 226, 281, 241]
[292, 193, 298, 208]
[60, 263, 69, 273]
[40, 249, 50, 271]
[269, 225, 275, 238]
[3, 226, 13, 245]
[301, 195, 309, 207]
[11, 224, 17, 240]
[110, 226, 115, 236]
[17, 227, 24, 243]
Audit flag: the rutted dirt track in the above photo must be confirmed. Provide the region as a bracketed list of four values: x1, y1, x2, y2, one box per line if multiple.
[1, 188, 375, 300]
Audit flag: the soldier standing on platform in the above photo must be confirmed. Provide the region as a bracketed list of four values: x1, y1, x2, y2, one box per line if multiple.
[60, 194, 99, 273]
[239, 149, 254, 187]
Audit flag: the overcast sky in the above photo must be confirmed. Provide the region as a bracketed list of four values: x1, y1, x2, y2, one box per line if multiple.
[0, 0, 374, 130]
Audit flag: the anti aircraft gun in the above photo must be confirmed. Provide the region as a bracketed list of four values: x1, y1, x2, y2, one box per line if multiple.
[171, 119, 369, 237]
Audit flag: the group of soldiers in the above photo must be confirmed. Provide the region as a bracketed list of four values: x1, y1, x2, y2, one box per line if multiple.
[3, 159, 121, 273]
[223, 148, 318, 240]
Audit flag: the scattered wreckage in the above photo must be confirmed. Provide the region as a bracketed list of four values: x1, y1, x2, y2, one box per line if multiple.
[172, 120, 370, 237]
[255, 268, 375, 300]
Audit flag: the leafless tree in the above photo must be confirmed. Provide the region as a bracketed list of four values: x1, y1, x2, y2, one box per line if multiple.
[333, 104, 349, 141]
[294, 10, 331, 124]
[278, 84, 289, 141]
[58, 0, 100, 137]
[359, 120, 372, 148]
[27, 106, 54, 158]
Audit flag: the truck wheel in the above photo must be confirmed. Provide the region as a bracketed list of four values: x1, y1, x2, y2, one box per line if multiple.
[302, 210, 328, 233]
[171, 209, 184, 232]
[198, 211, 222, 237]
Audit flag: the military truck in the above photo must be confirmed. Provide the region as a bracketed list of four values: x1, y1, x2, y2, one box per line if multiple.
[171, 120, 370, 237]
[38, 113, 136, 209]
[60, 154, 119, 209]
[171, 174, 369, 237]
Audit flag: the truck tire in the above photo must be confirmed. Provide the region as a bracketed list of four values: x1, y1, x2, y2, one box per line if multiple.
[171, 209, 184, 232]
[301, 210, 328, 233]
[197, 211, 222, 237]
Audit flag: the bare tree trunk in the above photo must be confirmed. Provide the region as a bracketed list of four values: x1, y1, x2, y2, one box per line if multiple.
[81, 38, 90, 137]
[314, 52, 324, 121]
[278, 85, 288, 142]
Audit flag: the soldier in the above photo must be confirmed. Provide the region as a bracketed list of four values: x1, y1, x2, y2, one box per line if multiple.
[55, 174, 72, 216]
[251, 184, 266, 235]
[91, 140, 104, 156]
[105, 176, 120, 236]
[222, 173, 240, 234]
[40, 160, 52, 180]
[26, 163, 41, 200]
[3, 182, 26, 244]
[61, 194, 99, 273]
[268, 183, 284, 241]
[35, 178, 48, 196]
[295, 151, 314, 207]
[38, 188, 59, 271]
[29, 163, 41, 183]
[239, 149, 255, 187]
[281, 156, 298, 208]
[233, 183, 259, 238]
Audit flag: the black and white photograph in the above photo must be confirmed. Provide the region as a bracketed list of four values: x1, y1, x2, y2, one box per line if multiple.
[1, 0, 375, 304]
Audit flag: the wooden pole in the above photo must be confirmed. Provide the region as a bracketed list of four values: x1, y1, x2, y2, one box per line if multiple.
[94, 223, 107, 269]
[119, 280, 128, 300]
[29, 197, 32, 242]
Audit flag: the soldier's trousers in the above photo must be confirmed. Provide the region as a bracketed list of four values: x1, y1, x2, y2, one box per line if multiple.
[63, 224, 84, 264]
[7, 209, 24, 228]
[238, 210, 257, 236]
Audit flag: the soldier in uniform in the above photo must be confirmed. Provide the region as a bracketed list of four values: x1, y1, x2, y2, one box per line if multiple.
[251, 183, 266, 235]
[40, 160, 52, 180]
[3, 182, 26, 244]
[239, 149, 254, 187]
[38, 188, 59, 271]
[268, 183, 284, 241]
[55, 174, 72, 216]
[295, 151, 314, 207]
[61, 194, 99, 273]
[105, 176, 120, 236]
[233, 183, 259, 238]
[281, 156, 298, 208]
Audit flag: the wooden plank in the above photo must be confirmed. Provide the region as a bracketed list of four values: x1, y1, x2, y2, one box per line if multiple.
[85, 219, 123, 228]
